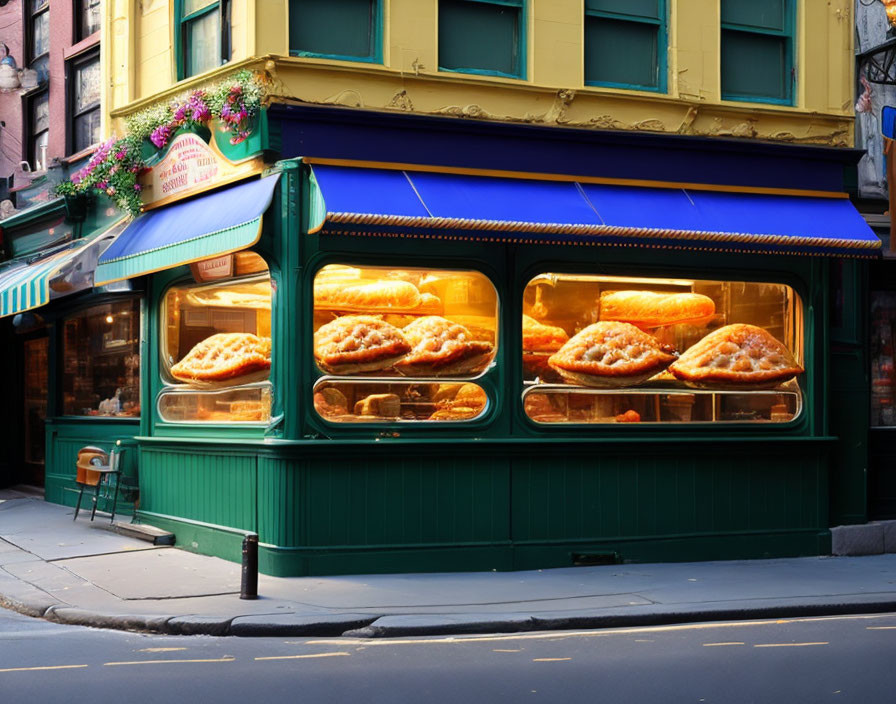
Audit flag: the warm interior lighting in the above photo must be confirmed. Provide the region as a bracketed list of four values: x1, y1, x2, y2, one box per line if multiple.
[885, 0, 896, 27]
[105, 315, 114, 323]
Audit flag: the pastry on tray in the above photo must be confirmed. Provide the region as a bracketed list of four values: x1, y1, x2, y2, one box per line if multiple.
[170, 332, 271, 384]
[353, 393, 401, 418]
[599, 290, 716, 329]
[315, 279, 421, 310]
[395, 316, 494, 377]
[522, 314, 569, 352]
[313, 387, 349, 417]
[314, 315, 411, 375]
[548, 321, 678, 388]
[669, 323, 803, 388]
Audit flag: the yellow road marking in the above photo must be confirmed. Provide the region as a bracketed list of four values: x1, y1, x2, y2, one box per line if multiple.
[0, 664, 88, 673]
[533, 658, 572, 662]
[104, 658, 235, 666]
[703, 642, 745, 647]
[867, 626, 896, 630]
[138, 648, 188, 653]
[492, 649, 521, 653]
[754, 642, 828, 648]
[255, 652, 351, 661]
[634, 639, 654, 643]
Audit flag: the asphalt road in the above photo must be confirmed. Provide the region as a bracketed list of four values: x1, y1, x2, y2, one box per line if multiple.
[1, 609, 894, 703]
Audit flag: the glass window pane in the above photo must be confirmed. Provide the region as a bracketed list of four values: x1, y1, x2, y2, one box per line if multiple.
[75, 57, 102, 111]
[185, 9, 220, 76]
[62, 300, 142, 417]
[32, 92, 49, 133]
[74, 109, 102, 153]
[78, 0, 102, 38]
[522, 274, 803, 425]
[721, 30, 787, 100]
[184, 0, 219, 15]
[872, 292, 896, 426]
[31, 0, 48, 14]
[439, 0, 520, 76]
[159, 384, 271, 423]
[290, 0, 375, 58]
[721, 0, 786, 32]
[31, 11, 49, 59]
[585, 0, 660, 20]
[585, 17, 658, 88]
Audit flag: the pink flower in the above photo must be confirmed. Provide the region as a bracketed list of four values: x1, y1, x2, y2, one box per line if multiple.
[133, 183, 142, 192]
[115, 150, 127, 160]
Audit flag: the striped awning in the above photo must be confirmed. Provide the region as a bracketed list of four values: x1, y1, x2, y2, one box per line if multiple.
[306, 162, 881, 258]
[0, 219, 127, 319]
[95, 173, 281, 285]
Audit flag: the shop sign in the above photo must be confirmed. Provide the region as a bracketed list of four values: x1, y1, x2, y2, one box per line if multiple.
[191, 254, 234, 282]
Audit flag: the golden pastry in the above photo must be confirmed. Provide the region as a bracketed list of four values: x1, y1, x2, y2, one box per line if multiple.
[395, 316, 494, 377]
[314, 315, 411, 374]
[170, 333, 271, 383]
[669, 323, 803, 388]
[353, 393, 401, 417]
[600, 290, 716, 329]
[315, 279, 422, 310]
[313, 387, 348, 417]
[522, 314, 569, 352]
[548, 321, 677, 388]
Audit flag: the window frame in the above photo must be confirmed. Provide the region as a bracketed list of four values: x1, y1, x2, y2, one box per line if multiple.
[174, 0, 231, 81]
[288, 0, 383, 64]
[583, 0, 668, 93]
[437, 0, 527, 80]
[67, 48, 102, 156]
[74, 0, 102, 43]
[720, 0, 796, 106]
[25, 0, 50, 86]
[23, 88, 50, 172]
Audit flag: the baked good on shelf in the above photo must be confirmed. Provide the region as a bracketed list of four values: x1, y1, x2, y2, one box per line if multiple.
[315, 280, 421, 310]
[669, 323, 803, 388]
[313, 387, 349, 417]
[599, 290, 716, 329]
[185, 281, 272, 309]
[522, 314, 569, 352]
[170, 332, 272, 383]
[428, 404, 484, 421]
[548, 321, 678, 388]
[314, 315, 411, 374]
[523, 393, 567, 423]
[395, 316, 495, 377]
[615, 409, 641, 423]
[353, 393, 401, 418]
[230, 400, 267, 421]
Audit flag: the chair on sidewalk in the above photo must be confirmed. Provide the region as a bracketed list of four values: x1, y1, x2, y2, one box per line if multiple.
[73, 442, 122, 523]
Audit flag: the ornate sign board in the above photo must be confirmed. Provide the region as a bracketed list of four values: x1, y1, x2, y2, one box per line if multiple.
[140, 128, 265, 211]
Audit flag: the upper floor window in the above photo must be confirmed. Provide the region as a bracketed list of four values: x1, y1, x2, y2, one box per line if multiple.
[27, 90, 49, 171]
[176, 0, 231, 80]
[438, 0, 525, 79]
[28, 0, 50, 84]
[69, 49, 102, 154]
[720, 0, 795, 105]
[289, 0, 381, 62]
[75, 0, 102, 42]
[584, 0, 667, 92]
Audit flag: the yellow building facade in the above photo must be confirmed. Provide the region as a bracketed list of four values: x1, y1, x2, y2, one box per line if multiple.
[103, 0, 855, 147]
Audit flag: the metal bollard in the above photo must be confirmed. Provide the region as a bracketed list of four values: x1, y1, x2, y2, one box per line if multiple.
[240, 534, 259, 600]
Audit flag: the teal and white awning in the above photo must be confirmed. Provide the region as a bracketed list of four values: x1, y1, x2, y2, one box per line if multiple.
[0, 219, 128, 319]
[95, 174, 281, 285]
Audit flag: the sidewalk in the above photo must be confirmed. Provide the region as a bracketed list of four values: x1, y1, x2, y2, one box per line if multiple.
[2, 487, 896, 638]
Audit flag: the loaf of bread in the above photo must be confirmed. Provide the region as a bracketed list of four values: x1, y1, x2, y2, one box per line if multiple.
[600, 291, 715, 329]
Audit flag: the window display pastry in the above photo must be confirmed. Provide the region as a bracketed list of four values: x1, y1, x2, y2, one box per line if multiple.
[522, 314, 569, 352]
[315, 280, 420, 310]
[668, 323, 803, 388]
[170, 332, 272, 383]
[314, 315, 411, 374]
[353, 393, 401, 418]
[395, 316, 495, 377]
[548, 321, 678, 388]
[600, 290, 715, 329]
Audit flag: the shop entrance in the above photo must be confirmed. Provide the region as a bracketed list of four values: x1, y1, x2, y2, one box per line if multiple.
[22, 334, 48, 487]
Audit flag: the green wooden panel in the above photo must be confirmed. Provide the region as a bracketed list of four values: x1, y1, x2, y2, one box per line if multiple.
[511, 446, 827, 544]
[721, 0, 786, 32]
[586, 0, 660, 20]
[138, 448, 256, 531]
[438, 0, 522, 77]
[721, 30, 788, 101]
[290, 0, 377, 59]
[585, 16, 659, 89]
[257, 456, 305, 546]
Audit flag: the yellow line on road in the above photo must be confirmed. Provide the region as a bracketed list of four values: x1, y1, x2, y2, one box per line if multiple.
[492, 649, 521, 653]
[703, 642, 745, 647]
[533, 658, 572, 662]
[104, 658, 235, 666]
[138, 648, 188, 652]
[0, 664, 88, 673]
[754, 642, 828, 648]
[255, 652, 351, 661]
[867, 626, 896, 630]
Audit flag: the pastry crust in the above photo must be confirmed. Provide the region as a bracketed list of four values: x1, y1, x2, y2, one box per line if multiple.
[395, 316, 495, 377]
[548, 321, 678, 388]
[170, 333, 271, 383]
[600, 290, 716, 329]
[315, 280, 422, 310]
[522, 314, 569, 352]
[669, 323, 803, 387]
[314, 315, 411, 375]
[353, 393, 401, 417]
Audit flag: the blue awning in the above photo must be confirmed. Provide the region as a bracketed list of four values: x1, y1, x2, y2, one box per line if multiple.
[307, 163, 880, 258]
[95, 174, 281, 285]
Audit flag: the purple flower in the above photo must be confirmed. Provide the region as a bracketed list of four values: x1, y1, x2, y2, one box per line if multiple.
[115, 150, 126, 160]
[133, 183, 142, 192]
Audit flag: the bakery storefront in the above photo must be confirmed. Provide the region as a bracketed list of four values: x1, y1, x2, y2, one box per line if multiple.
[84, 110, 879, 577]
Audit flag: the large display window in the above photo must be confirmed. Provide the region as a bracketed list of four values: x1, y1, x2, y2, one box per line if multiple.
[158, 252, 272, 424]
[522, 274, 804, 425]
[871, 291, 896, 427]
[312, 264, 498, 423]
[62, 299, 141, 417]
